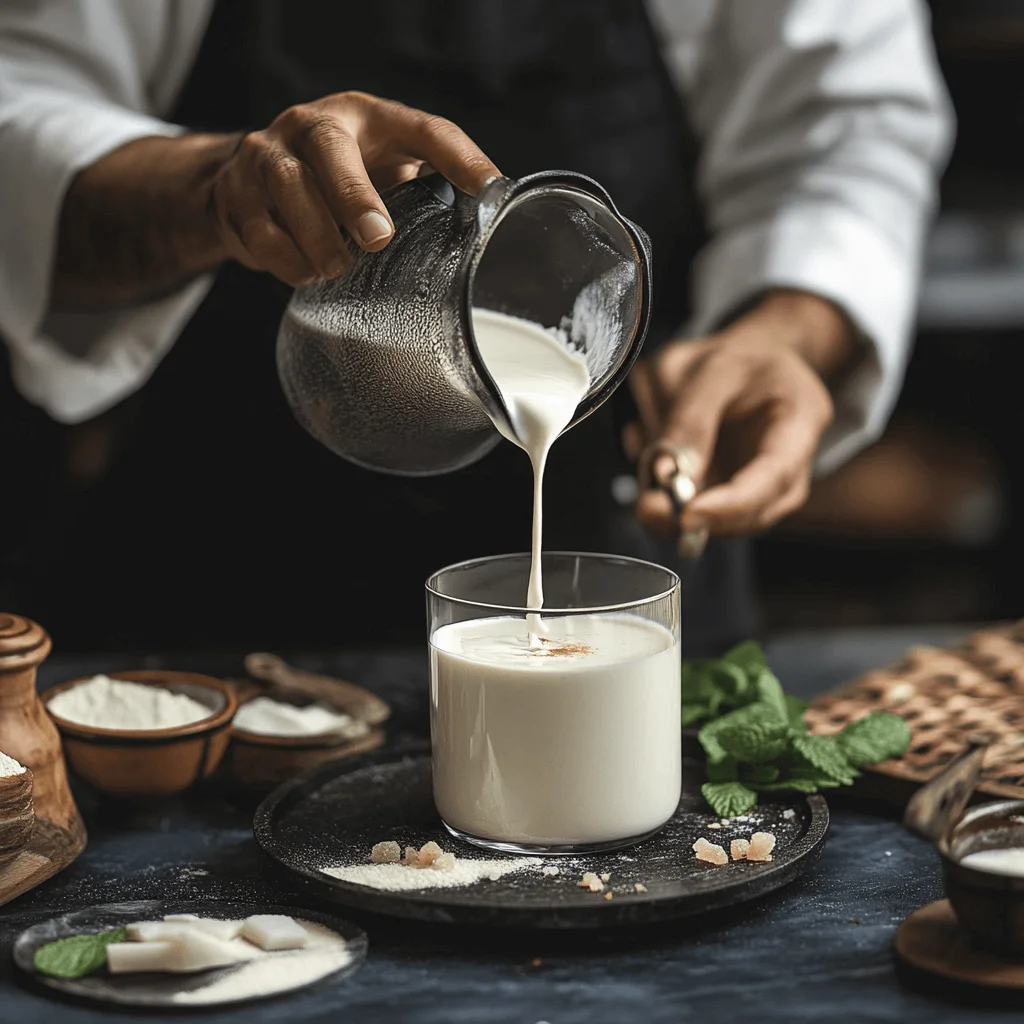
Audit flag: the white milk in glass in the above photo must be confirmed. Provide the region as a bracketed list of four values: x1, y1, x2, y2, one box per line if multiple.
[431, 613, 681, 845]
[428, 309, 681, 847]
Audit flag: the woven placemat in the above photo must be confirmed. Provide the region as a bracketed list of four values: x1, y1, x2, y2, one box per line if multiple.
[806, 621, 1024, 801]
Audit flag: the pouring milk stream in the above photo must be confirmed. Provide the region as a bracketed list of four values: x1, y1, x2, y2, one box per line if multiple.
[429, 308, 681, 848]
[470, 308, 591, 643]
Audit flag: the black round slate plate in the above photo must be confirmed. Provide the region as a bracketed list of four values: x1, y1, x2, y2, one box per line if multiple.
[254, 751, 829, 929]
[12, 900, 367, 1009]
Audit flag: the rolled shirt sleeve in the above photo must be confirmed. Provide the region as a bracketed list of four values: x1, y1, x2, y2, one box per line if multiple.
[0, 0, 213, 423]
[651, 0, 955, 472]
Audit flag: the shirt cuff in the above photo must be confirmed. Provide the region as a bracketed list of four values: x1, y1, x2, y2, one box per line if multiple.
[0, 91, 208, 421]
[9, 275, 215, 423]
[688, 205, 918, 475]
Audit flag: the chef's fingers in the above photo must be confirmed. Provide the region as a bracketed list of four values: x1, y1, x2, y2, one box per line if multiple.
[681, 408, 819, 534]
[376, 100, 501, 196]
[652, 351, 745, 490]
[287, 113, 396, 252]
[233, 212, 317, 288]
[261, 153, 351, 277]
[211, 160, 317, 287]
[628, 361, 663, 444]
[370, 159, 426, 191]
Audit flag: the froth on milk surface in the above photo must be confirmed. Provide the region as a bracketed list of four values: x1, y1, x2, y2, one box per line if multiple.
[430, 614, 681, 846]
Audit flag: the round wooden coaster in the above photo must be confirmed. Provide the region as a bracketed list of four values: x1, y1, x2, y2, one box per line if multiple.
[894, 900, 1024, 990]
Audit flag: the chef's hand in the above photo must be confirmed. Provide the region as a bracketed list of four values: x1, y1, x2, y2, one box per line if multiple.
[626, 289, 860, 537]
[210, 91, 500, 286]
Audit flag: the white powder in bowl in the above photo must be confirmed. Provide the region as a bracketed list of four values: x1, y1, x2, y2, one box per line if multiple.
[170, 921, 351, 1006]
[233, 697, 366, 738]
[0, 750, 26, 776]
[322, 858, 534, 892]
[46, 675, 214, 731]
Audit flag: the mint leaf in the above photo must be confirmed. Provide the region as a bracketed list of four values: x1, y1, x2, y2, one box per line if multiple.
[706, 755, 738, 783]
[741, 763, 780, 785]
[34, 928, 127, 979]
[754, 669, 788, 720]
[754, 776, 821, 794]
[792, 734, 858, 786]
[682, 702, 710, 727]
[835, 711, 911, 766]
[702, 781, 758, 818]
[721, 641, 767, 679]
[704, 702, 788, 763]
[784, 694, 810, 733]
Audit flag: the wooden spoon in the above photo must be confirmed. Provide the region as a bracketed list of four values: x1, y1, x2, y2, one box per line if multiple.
[243, 654, 390, 726]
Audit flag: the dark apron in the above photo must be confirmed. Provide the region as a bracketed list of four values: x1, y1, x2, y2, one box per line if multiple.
[45, 0, 755, 655]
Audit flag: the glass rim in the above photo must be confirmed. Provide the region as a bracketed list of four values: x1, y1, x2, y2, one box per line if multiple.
[424, 550, 680, 615]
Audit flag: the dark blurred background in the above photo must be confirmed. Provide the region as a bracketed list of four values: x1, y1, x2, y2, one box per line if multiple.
[2, 0, 1022, 648]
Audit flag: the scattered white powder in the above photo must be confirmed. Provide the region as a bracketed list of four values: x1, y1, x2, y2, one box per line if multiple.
[0, 750, 26, 776]
[233, 696, 368, 738]
[47, 676, 213, 730]
[323, 858, 534, 891]
[170, 921, 351, 1006]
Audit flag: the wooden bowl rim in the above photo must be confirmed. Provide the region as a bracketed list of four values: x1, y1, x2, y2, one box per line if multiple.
[229, 723, 386, 750]
[44, 670, 238, 742]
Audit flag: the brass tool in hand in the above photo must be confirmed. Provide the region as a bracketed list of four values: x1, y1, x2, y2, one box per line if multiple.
[637, 440, 709, 559]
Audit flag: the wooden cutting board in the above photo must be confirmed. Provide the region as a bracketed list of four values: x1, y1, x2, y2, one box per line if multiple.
[806, 620, 1024, 805]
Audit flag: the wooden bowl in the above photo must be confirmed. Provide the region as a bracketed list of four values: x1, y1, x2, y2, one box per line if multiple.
[44, 671, 238, 798]
[224, 691, 386, 791]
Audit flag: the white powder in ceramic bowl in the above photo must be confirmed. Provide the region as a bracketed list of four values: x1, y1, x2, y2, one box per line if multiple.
[0, 750, 26, 776]
[47, 675, 214, 731]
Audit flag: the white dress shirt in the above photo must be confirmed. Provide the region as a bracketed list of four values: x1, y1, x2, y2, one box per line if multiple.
[0, 0, 953, 472]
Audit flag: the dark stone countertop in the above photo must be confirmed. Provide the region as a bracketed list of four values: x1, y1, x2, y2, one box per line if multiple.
[2, 625, 1018, 1024]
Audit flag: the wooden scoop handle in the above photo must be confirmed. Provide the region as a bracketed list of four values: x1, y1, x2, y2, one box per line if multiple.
[243, 653, 391, 725]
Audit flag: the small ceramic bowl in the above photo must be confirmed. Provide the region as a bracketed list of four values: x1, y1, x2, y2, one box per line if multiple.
[45, 671, 237, 798]
[939, 798, 1024, 956]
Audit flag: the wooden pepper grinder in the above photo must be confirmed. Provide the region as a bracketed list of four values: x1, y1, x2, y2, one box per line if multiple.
[0, 613, 86, 905]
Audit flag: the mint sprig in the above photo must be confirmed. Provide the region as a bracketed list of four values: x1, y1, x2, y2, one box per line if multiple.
[34, 927, 127, 979]
[687, 642, 911, 818]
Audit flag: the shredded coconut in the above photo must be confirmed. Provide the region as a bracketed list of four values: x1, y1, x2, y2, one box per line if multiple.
[541, 866, 560, 876]
[323, 858, 533, 891]
[46, 675, 213, 730]
[234, 696, 369, 738]
[0, 750, 26, 776]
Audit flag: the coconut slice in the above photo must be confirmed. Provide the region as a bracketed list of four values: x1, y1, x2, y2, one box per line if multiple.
[239, 915, 309, 951]
[107, 930, 242, 974]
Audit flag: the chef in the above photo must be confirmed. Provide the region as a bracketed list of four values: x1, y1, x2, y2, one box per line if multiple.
[0, 1, 951, 653]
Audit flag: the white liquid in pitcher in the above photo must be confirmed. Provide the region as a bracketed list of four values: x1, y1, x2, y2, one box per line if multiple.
[430, 613, 681, 845]
[471, 308, 589, 636]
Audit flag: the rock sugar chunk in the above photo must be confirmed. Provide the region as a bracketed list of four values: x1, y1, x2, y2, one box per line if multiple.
[370, 841, 401, 864]
[693, 837, 728, 866]
[747, 832, 777, 862]
[730, 839, 750, 861]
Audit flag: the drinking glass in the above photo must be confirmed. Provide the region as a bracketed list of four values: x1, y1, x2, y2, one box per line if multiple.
[426, 551, 681, 855]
